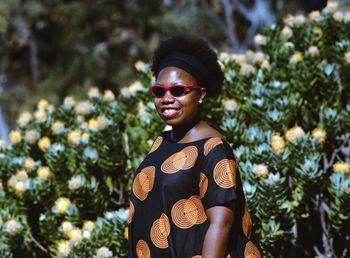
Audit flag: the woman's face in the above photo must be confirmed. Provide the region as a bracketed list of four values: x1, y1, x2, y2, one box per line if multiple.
[153, 67, 206, 127]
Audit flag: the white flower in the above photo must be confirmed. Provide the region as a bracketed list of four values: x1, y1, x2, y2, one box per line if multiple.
[344, 12, 350, 22]
[219, 52, 230, 62]
[224, 99, 238, 112]
[309, 11, 321, 20]
[61, 221, 74, 235]
[290, 52, 303, 64]
[38, 99, 49, 110]
[16, 170, 28, 181]
[0, 139, 6, 149]
[55, 197, 71, 214]
[37, 167, 51, 180]
[14, 181, 26, 196]
[75, 101, 93, 115]
[313, 27, 323, 40]
[7, 175, 18, 188]
[325, 1, 338, 13]
[34, 109, 47, 123]
[51, 121, 65, 134]
[81, 133, 90, 143]
[271, 134, 285, 153]
[284, 14, 295, 26]
[285, 126, 305, 142]
[239, 64, 254, 76]
[63, 96, 76, 109]
[254, 34, 267, 45]
[17, 112, 32, 126]
[281, 26, 293, 38]
[5, 219, 22, 236]
[308, 46, 320, 57]
[283, 42, 294, 49]
[9, 130, 21, 144]
[333, 11, 344, 22]
[138, 102, 150, 118]
[294, 15, 306, 26]
[128, 81, 144, 94]
[253, 164, 269, 177]
[96, 246, 113, 258]
[82, 230, 91, 239]
[68, 176, 83, 190]
[57, 241, 71, 256]
[25, 130, 39, 144]
[253, 52, 266, 64]
[47, 104, 55, 113]
[67, 130, 82, 145]
[80, 122, 88, 130]
[261, 59, 270, 69]
[103, 90, 115, 101]
[120, 87, 131, 98]
[345, 52, 350, 64]
[97, 115, 109, 130]
[25, 157, 36, 171]
[38, 136, 51, 151]
[134, 60, 147, 72]
[232, 54, 247, 65]
[88, 87, 101, 98]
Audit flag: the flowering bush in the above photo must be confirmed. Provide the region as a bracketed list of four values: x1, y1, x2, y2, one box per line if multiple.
[0, 2, 349, 257]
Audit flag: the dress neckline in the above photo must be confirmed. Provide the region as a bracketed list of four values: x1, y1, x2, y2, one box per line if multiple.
[162, 130, 223, 145]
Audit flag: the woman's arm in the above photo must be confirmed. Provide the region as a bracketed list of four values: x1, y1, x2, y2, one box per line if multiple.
[201, 201, 235, 258]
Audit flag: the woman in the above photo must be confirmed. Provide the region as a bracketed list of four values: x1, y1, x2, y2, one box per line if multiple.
[128, 35, 260, 258]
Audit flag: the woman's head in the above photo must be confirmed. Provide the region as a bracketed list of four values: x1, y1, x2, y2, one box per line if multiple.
[151, 35, 223, 127]
[151, 35, 223, 98]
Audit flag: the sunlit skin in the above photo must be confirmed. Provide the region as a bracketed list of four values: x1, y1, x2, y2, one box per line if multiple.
[153, 66, 235, 258]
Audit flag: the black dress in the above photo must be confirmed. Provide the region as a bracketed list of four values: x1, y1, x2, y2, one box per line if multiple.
[128, 131, 260, 258]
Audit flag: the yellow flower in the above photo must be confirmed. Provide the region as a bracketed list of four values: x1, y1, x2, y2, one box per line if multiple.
[61, 221, 74, 236]
[290, 52, 302, 64]
[38, 137, 51, 151]
[55, 197, 71, 214]
[260, 59, 270, 69]
[67, 130, 82, 145]
[83, 220, 95, 231]
[253, 164, 269, 177]
[313, 27, 323, 41]
[224, 99, 238, 112]
[309, 11, 321, 20]
[67, 228, 82, 244]
[88, 119, 99, 131]
[34, 109, 47, 123]
[38, 99, 49, 110]
[9, 130, 22, 144]
[332, 161, 349, 173]
[271, 134, 285, 153]
[7, 175, 17, 188]
[345, 52, 350, 64]
[103, 90, 115, 101]
[57, 240, 71, 256]
[285, 126, 305, 142]
[24, 157, 36, 172]
[124, 226, 128, 239]
[25, 129, 39, 144]
[281, 26, 293, 38]
[82, 133, 90, 142]
[16, 170, 28, 181]
[51, 121, 65, 134]
[17, 112, 32, 126]
[37, 166, 51, 180]
[311, 128, 327, 143]
[14, 181, 26, 196]
[254, 34, 266, 45]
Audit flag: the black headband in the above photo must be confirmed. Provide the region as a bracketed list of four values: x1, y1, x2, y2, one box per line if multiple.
[156, 51, 210, 87]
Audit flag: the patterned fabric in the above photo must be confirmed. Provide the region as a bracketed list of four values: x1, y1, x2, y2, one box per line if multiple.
[128, 131, 260, 258]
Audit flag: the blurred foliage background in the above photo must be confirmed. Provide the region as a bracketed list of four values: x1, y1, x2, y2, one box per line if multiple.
[1, 0, 350, 258]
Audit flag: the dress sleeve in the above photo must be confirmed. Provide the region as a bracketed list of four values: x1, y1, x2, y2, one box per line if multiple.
[199, 139, 238, 210]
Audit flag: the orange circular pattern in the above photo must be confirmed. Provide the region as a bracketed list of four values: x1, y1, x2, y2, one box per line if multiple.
[213, 159, 236, 189]
[161, 146, 198, 173]
[133, 166, 156, 201]
[242, 204, 252, 238]
[171, 195, 207, 229]
[136, 240, 151, 258]
[150, 213, 171, 249]
[244, 241, 261, 258]
[204, 137, 223, 156]
[129, 201, 135, 224]
[149, 136, 163, 154]
[199, 173, 208, 199]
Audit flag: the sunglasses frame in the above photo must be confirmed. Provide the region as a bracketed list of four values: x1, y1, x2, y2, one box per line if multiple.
[149, 84, 205, 98]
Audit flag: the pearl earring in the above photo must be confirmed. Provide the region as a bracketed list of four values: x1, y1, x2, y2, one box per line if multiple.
[198, 99, 203, 104]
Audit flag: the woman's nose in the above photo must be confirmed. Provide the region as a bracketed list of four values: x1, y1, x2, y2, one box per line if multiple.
[161, 90, 175, 103]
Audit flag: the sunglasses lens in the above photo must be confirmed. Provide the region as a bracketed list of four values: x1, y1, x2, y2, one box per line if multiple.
[152, 86, 165, 97]
[170, 86, 186, 97]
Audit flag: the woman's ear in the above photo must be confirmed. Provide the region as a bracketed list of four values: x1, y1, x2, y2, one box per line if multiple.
[199, 89, 207, 103]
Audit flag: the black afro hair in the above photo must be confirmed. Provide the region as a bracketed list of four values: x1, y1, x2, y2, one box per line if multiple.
[151, 35, 224, 98]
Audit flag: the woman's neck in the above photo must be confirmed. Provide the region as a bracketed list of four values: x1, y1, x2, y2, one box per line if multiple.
[170, 118, 206, 143]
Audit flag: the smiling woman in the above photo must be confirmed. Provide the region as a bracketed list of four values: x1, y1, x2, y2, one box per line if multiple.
[128, 35, 261, 258]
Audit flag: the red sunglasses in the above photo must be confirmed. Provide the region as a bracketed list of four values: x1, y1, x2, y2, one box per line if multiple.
[150, 84, 205, 98]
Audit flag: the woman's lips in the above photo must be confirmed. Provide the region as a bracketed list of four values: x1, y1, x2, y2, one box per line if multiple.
[161, 108, 181, 120]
